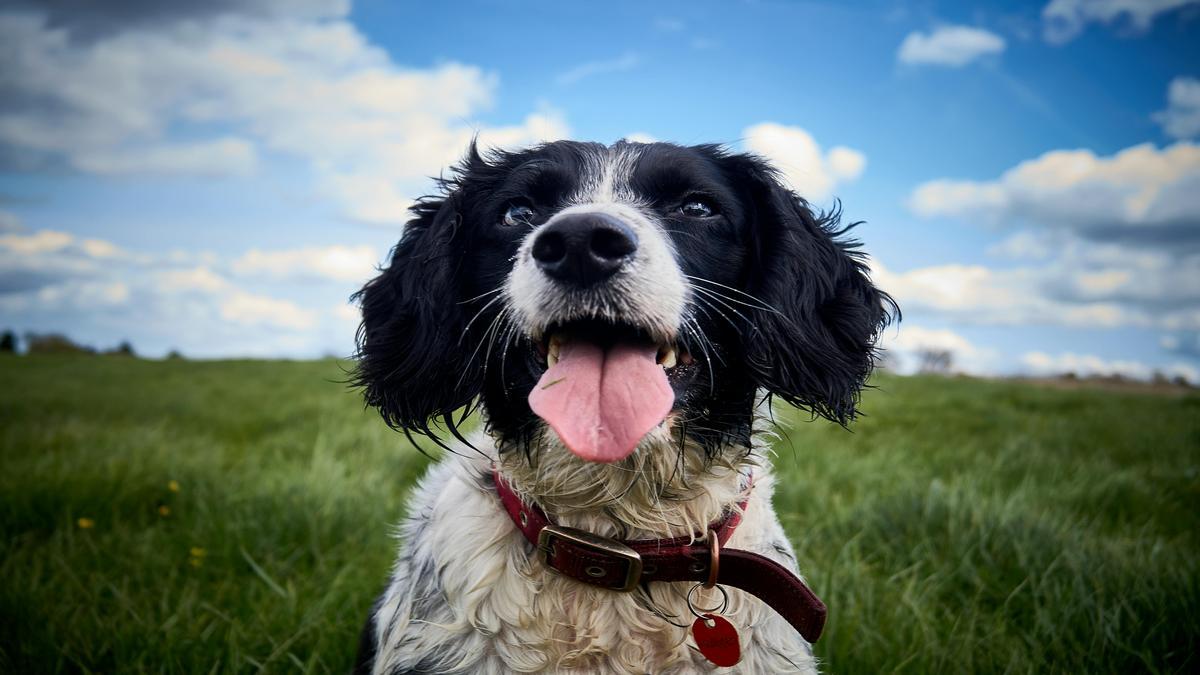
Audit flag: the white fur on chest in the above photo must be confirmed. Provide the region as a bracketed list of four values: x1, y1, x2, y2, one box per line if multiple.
[370, 444, 817, 674]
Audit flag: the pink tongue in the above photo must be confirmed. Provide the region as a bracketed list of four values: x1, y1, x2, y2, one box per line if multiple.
[529, 340, 674, 463]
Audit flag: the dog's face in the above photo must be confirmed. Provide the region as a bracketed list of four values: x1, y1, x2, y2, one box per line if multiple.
[355, 140, 894, 464]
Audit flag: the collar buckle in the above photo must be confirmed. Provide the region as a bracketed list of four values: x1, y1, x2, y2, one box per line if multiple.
[537, 524, 644, 592]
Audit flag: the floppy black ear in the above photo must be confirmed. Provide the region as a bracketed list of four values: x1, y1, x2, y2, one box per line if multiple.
[735, 156, 897, 423]
[352, 193, 481, 439]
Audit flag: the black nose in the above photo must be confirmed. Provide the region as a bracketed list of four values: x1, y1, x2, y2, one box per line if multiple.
[530, 212, 638, 286]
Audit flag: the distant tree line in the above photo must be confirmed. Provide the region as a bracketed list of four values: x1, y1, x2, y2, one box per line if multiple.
[0, 330, 163, 358]
[896, 345, 1192, 388]
[917, 348, 954, 375]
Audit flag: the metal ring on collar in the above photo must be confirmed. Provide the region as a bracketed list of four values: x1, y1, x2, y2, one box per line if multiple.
[704, 528, 720, 588]
[686, 582, 729, 619]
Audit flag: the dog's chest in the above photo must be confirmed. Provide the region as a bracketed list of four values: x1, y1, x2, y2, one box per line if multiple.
[371, 458, 816, 674]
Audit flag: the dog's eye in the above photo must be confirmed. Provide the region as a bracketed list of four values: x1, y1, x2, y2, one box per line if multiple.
[678, 199, 716, 218]
[503, 203, 536, 227]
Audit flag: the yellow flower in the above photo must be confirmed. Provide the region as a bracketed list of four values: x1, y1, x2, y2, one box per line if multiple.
[167, 480, 180, 493]
[188, 546, 206, 568]
[158, 505, 171, 517]
[76, 517, 94, 529]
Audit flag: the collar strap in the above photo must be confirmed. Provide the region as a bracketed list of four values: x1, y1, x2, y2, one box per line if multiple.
[493, 467, 827, 643]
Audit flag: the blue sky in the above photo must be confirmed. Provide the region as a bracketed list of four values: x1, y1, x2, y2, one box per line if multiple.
[1, 0, 1198, 381]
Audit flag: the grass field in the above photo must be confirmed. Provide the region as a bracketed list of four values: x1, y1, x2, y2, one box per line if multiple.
[1, 356, 1197, 674]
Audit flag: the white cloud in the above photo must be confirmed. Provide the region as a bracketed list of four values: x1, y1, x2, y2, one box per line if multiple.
[1042, 0, 1200, 43]
[0, 8, 570, 226]
[231, 244, 380, 282]
[0, 229, 129, 295]
[0, 229, 315, 331]
[1047, 244, 1199, 306]
[333, 301, 361, 324]
[897, 25, 1006, 67]
[986, 231, 1054, 259]
[1154, 77, 1200, 140]
[1021, 351, 1198, 383]
[556, 52, 640, 85]
[219, 291, 315, 330]
[909, 180, 1006, 217]
[159, 266, 230, 293]
[826, 146, 867, 180]
[474, 110, 571, 154]
[870, 252, 1200, 331]
[150, 263, 323, 332]
[879, 325, 999, 375]
[71, 137, 258, 176]
[324, 107, 568, 226]
[324, 173, 417, 228]
[79, 238, 123, 258]
[624, 132, 658, 144]
[0, 229, 73, 255]
[0, 226, 371, 354]
[742, 123, 866, 201]
[871, 259, 1131, 328]
[909, 140, 1200, 332]
[150, 264, 323, 334]
[87, 281, 131, 305]
[331, 301, 363, 336]
[909, 141, 1200, 244]
[18, 279, 131, 311]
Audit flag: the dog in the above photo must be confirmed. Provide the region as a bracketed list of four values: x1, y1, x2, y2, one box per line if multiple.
[351, 140, 894, 674]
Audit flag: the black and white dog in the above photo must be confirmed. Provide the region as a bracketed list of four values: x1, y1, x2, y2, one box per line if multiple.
[352, 140, 894, 674]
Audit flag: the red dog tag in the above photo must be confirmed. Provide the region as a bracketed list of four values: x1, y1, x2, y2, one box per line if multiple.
[692, 613, 741, 667]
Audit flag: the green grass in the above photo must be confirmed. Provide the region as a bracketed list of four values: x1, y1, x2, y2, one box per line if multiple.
[1, 357, 1197, 673]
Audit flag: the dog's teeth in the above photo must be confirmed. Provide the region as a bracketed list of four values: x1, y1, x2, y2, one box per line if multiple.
[547, 334, 562, 367]
[658, 345, 677, 369]
[547, 351, 558, 367]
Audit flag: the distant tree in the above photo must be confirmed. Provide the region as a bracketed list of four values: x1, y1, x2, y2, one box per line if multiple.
[166, 349, 185, 360]
[875, 348, 899, 373]
[917, 348, 954, 375]
[111, 341, 136, 357]
[0, 330, 15, 354]
[25, 333, 95, 355]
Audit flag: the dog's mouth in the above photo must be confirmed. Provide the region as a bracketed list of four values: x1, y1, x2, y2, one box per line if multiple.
[527, 319, 695, 464]
[533, 320, 694, 372]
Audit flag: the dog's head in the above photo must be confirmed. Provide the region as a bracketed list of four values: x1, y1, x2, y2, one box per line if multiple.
[355, 140, 895, 465]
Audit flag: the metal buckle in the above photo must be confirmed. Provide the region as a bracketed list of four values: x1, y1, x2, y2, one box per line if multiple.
[538, 524, 644, 593]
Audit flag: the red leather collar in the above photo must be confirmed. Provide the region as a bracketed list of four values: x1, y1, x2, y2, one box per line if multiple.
[493, 466, 827, 643]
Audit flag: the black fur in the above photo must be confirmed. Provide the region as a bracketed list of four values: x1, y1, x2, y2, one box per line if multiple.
[352, 606, 378, 675]
[353, 140, 896, 451]
[724, 151, 897, 423]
